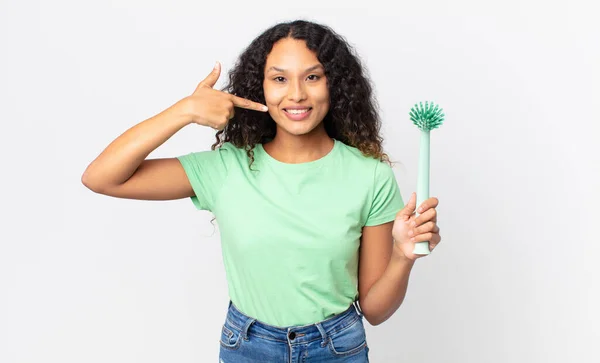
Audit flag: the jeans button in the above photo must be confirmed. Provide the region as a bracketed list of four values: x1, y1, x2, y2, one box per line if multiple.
[288, 331, 296, 340]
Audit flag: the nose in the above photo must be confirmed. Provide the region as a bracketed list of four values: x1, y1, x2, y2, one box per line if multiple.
[287, 78, 307, 102]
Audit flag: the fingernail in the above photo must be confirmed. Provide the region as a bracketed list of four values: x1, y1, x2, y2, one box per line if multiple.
[411, 221, 416, 227]
[408, 230, 413, 236]
[262, 105, 268, 111]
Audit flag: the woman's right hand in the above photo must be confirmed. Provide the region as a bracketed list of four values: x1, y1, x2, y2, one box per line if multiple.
[180, 62, 269, 130]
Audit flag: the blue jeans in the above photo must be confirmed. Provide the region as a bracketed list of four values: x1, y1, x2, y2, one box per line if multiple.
[219, 300, 370, 362]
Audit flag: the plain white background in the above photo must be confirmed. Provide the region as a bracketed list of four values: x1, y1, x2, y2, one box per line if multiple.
[1, 0, 598, 362]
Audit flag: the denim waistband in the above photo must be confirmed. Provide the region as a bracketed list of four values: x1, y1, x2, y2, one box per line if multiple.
[224, 300, 364, 345]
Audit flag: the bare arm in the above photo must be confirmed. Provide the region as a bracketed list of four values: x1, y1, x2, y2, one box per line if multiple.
[81, 62, 268, 201]
[358, 221, 415, 326]
[81, 99, 193, 199]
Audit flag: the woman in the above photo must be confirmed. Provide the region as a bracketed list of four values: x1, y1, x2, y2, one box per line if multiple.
[82, 19, 441, 362]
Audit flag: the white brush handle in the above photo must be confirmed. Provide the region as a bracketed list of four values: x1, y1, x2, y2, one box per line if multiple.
[413, 130, 431, 255]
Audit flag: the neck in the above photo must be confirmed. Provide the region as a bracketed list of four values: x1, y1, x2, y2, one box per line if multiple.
[263, 129, 334, 164]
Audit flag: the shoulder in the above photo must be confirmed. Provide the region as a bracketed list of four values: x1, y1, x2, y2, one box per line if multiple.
[198, 141, 249, 159]
[177, 142, 245, 169]
[336, 141, 396, 176]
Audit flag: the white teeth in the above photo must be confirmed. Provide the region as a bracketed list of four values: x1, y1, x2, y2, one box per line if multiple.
[286, 109, 310, 114]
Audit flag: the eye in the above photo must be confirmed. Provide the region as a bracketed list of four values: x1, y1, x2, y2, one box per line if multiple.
[273, 76, 286, 82]
[307, 74, 321, 81]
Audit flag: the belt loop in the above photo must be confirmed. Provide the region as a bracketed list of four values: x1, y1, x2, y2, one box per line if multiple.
[353, 300, 364, 318]
[315, 322, 328, 347]
[241, 318, 255, 341]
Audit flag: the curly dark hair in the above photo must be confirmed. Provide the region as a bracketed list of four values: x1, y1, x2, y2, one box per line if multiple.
[211, 19, 393, 169]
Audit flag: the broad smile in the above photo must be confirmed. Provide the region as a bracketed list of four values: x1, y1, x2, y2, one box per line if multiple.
[283, 107, 313, 121]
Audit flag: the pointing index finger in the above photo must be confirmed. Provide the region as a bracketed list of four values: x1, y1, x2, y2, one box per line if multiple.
[230, 94, 268, 112]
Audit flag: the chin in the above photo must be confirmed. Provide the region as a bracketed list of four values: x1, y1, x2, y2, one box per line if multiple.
[280, 122, 322, 136]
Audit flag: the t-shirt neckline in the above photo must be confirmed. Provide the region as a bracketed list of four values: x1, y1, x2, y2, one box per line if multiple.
[257, 138, 339, 171]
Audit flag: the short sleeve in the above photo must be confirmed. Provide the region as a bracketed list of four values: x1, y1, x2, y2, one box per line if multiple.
[176, 144, 231, 211]
[364, 161, 404, 227]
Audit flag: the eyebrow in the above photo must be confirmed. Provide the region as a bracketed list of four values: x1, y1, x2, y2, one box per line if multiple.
[266, 64, 324, 73]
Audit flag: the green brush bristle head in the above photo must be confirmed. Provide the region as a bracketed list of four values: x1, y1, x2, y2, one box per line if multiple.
[409, 101, 445, 131]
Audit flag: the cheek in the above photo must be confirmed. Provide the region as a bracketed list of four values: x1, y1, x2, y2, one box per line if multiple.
[263, 84, 284, 106]
[312, 84, 329, 100]
[314, 89, 330, 108]
[264, 93, 278, 106]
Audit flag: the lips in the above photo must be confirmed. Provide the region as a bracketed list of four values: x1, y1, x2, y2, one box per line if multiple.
[283, 107, 313, 121]
[283, 107, 312, 112]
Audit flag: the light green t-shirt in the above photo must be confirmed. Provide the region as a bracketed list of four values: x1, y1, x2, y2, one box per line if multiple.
[177, 138, 404, 327]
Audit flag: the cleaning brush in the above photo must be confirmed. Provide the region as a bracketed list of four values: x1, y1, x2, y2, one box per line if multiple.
[409, 101, 445, 255]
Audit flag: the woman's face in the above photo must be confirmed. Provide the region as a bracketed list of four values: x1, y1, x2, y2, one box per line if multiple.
[263, 37, 330, 137]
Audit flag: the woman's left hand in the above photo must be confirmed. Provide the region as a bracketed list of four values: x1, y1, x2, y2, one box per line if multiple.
[391, 192, 442, 261]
